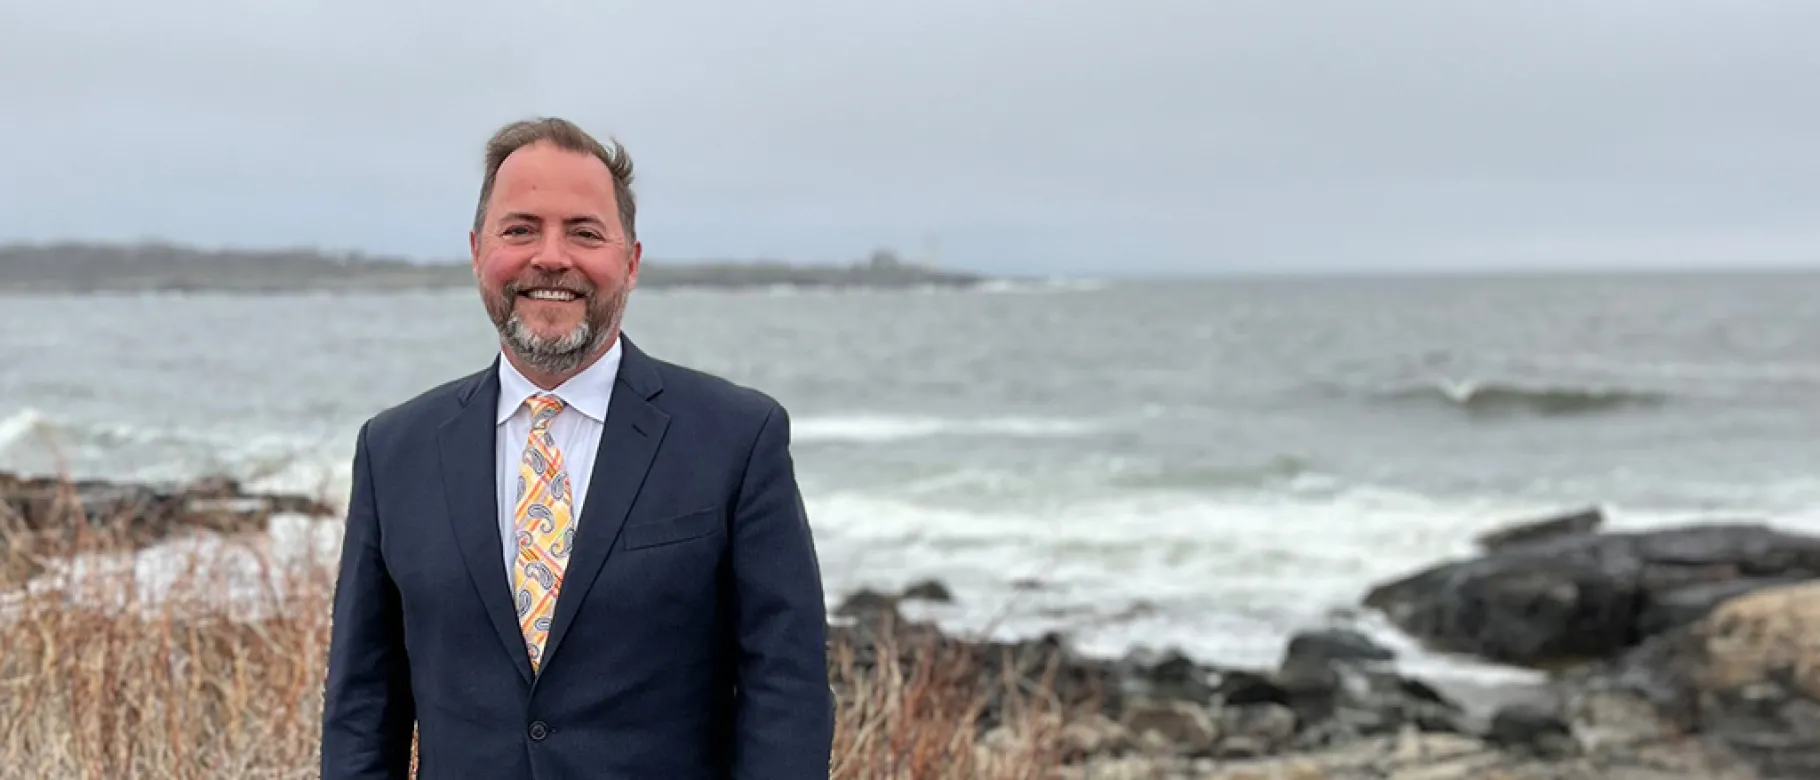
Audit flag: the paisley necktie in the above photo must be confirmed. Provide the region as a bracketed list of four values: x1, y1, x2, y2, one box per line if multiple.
[512, 393, 575, 672]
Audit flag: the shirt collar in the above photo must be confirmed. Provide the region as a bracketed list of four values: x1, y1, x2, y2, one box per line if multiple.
[495, 336, 622, 425]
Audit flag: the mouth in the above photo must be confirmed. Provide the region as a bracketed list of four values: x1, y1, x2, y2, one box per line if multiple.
[518, 287, 584, 303]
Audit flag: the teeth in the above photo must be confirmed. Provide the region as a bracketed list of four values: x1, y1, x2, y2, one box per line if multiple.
[526, 289, 577, 301]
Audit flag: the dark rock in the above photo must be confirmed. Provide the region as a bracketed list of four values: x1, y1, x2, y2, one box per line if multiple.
[1476, 506, 1604, 552]
[1275, 653, 1344, 724]
[1282, 628, 1395, 668]
[1485, 700, 1577, 757]
[1121, 649, 1216, 704]
[184, 474, 244, 500]
[1363, 545, 1641, 666]
[1362, 521, 1820, 668]
[901, 579, 954, 603]
[1636, 577, 1807, 638]
[833, 588, 900, 620]
[1214, 669, 1290, 707]
[1395, 677, 1450, 707]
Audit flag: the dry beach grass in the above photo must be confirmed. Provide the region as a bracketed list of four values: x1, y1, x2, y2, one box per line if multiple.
[0, 475, 1074, 780]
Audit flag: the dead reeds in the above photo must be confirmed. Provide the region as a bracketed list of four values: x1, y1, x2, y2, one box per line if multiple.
[0, 475, 1080, 779]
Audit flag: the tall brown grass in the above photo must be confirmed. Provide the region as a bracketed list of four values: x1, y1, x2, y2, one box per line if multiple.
[0, 477, 1081, 779]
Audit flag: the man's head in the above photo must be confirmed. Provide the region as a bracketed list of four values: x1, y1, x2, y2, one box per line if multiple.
[470, 117, 642, 383]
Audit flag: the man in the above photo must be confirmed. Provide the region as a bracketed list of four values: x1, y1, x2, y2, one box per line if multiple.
[320, 117, 834, 779]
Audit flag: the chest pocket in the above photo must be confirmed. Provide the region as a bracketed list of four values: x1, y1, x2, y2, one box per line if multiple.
[622, 506, 722, 550]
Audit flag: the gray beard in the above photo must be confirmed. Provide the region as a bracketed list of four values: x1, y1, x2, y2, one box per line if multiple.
[488, 284, 628, 376]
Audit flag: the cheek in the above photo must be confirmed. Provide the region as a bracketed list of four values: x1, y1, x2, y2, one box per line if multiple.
[576, 255, 631, 289]
[477, 254, 528, 288]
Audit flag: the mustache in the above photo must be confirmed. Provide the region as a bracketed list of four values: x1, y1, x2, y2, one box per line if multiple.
[502, 272, 595, 297]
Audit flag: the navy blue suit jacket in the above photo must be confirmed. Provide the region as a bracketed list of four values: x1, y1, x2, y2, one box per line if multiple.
[320, 335, 833, 779]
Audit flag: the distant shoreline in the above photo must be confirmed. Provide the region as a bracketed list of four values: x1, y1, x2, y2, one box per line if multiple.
[0, 241, 990, 294]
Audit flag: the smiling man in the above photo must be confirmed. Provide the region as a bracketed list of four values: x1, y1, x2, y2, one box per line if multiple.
[320, 117, 834, 779]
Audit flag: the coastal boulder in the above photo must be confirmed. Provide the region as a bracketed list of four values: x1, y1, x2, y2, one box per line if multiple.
[1363, 520, 1820, 667]
[1679, 581, 1820, 777]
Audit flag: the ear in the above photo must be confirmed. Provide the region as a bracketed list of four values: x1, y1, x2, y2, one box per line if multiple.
[469, 229, 481, 274]
[626, 240, 643, 287]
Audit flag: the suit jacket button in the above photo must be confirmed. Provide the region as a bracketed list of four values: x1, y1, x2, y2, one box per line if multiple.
[529, 721, 549, 741]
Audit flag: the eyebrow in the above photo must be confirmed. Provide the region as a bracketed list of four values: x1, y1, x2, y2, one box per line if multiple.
[499, 212, 608, 228]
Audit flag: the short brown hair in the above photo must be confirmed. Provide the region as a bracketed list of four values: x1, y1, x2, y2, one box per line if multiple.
[473, 117, 637, 241]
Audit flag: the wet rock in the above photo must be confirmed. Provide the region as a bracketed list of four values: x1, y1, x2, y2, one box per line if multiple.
[1475, 507, 1604, 552]
[1282, 627, 1396, 667]
[1485, 700, 1576, 758]
[901, 579, 955, 603]
[1635, 576, 1806, 638]
[832, 588, 900, 620]
[1363, 520, 1820, 667]
[1120, 648, 1218, 704]
[1212, 669, 1290, 707]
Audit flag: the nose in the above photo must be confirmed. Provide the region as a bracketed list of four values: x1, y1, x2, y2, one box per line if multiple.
[528, 230, 575, 272]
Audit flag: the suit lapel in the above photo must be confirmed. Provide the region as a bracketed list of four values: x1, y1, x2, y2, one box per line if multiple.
[539, 337, 669, 673]
[436, 362, 536, 685]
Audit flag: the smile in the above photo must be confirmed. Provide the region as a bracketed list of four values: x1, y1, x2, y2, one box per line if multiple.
[521, 288, 581, 302]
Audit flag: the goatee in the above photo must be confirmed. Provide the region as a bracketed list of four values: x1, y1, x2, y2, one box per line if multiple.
[483, 275, 628, 376]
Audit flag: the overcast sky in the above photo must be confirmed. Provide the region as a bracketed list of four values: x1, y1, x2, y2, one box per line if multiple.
[1, 1, 1816, 276]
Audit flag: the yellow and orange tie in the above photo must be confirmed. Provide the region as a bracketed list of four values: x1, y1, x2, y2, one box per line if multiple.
[512, 394, 575, 672]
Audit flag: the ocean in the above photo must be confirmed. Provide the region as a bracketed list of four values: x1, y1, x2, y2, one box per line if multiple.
[5, 271, 1819, 686]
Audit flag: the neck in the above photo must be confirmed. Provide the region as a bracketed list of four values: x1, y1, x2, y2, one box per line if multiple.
[502, 331, 618, 391]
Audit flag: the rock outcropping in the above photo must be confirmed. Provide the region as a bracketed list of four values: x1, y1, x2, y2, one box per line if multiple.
[0, 470, 332, 586]
[1363, 509, 1820, 667]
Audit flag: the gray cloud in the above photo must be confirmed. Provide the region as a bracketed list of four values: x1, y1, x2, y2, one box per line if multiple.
[1, 1, 1816, 275]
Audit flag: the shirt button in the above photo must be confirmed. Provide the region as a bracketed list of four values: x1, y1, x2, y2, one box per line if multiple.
[528, 721, 549, 741]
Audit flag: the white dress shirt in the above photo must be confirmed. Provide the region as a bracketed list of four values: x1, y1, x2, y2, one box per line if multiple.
[494, 337, 621, 582]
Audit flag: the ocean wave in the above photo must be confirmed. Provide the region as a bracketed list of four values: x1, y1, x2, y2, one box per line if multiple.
[0, 408, 51, 449]
[807, 485, 1820, 672]
[1106, 455, 1320, 492]
[1385, 378, 1669, 416]
[1517, 353, 1820, 386]
[0, 409, 350, 501]
[791, 413, 1100, 444]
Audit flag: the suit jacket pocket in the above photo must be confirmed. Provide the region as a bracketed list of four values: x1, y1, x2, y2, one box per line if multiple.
[622, 506, 722, 550]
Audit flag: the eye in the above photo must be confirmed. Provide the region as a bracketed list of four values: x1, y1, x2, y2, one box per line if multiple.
[502, 225, 532, 237]
[575, 229, 605, 241]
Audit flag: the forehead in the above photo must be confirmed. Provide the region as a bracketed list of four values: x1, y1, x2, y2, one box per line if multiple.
[490, 141, 618, 212]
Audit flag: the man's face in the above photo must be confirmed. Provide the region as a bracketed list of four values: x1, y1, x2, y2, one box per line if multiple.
[470, 141, 641, 377]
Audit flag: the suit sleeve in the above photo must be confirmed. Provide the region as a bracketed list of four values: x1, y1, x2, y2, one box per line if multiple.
[320, 421, 416, 780]
[730, 402, 835, 778]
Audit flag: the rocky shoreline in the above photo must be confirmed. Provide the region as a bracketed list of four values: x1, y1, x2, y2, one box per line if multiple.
[0, 470, 332, 587]
[832, 507, 1820, 778]
[5, 474, 1818, 777]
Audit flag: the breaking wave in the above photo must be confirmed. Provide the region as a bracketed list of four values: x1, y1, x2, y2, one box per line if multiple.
[1386, 378, 1670, 416]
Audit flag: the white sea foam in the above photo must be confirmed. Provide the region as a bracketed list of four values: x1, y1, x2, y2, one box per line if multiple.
[806, 484, 1820, 681]
[792, 414, 1100, 444]
[7, 465, 1817, 691]
[0, 408, 50, 450]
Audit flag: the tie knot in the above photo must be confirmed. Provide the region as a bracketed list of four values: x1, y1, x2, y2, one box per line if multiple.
[526, 394, 565, 429]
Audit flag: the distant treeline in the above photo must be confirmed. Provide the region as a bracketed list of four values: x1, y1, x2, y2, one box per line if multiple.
[0, 242, 986, 293]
